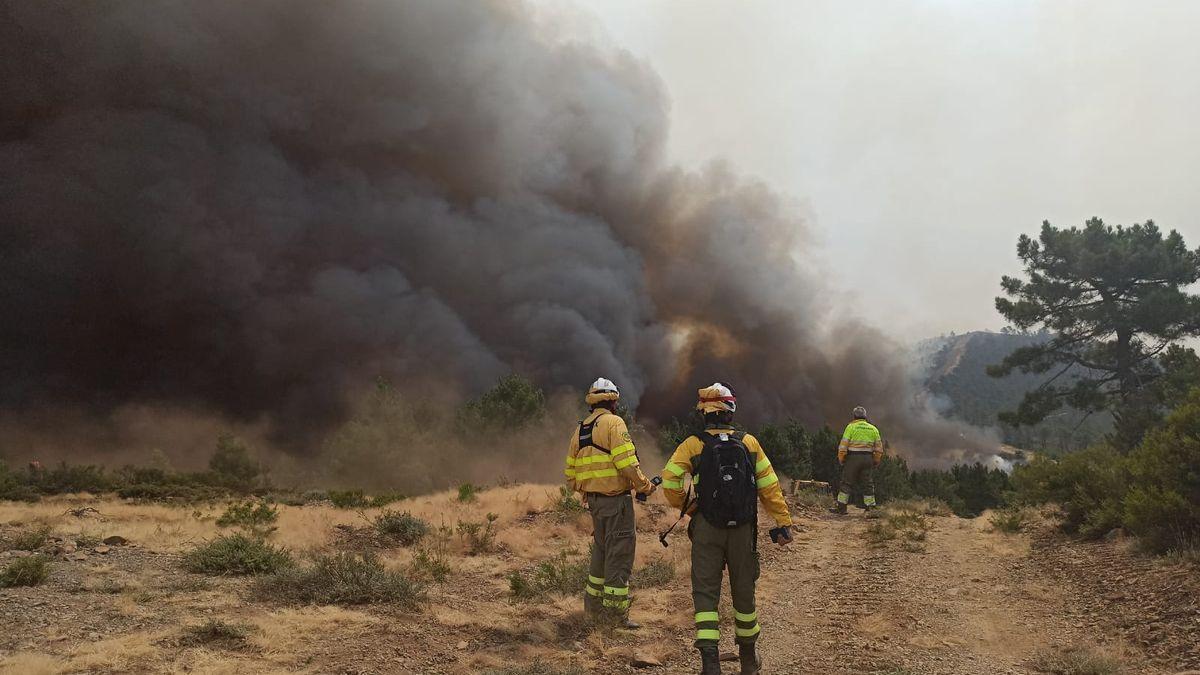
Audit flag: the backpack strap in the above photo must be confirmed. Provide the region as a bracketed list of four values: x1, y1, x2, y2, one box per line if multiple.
[578, 412, 610, 453]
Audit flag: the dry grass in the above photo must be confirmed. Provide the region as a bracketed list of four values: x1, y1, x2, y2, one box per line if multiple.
[1031, 645, 1125, 674]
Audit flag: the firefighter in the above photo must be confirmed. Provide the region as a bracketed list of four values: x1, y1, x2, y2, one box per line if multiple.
[564, 378, 655, 628]
[661, 383, 794, 675]
[830, 406, 884, 515]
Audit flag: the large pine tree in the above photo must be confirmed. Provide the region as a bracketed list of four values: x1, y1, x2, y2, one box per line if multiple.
[990, 218, 1200, 449]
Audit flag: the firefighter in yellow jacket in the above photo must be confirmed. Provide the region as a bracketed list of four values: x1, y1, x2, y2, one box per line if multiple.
[662, 383, 794, 675]
[565, 378, 655, 628]
[831, 406, 884, 515]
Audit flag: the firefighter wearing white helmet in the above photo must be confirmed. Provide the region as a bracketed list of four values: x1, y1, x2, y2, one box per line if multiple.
[661, 383, 793, 675]
[564, 377, 654, 627]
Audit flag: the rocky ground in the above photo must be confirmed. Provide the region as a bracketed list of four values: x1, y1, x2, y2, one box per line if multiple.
[0, 488, 1196, 674]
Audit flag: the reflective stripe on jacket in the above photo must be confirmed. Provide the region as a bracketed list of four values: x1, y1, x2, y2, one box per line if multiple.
[660, 428, 792, 527]
[565, 409, 652, 496]
[838, 419, 883, 463]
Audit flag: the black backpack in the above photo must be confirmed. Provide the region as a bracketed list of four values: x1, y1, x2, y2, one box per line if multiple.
[694, 431, 757, 528]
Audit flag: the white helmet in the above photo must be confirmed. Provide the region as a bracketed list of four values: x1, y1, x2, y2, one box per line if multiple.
[697, 382, 737, 414]
[586, 378, 620, 405]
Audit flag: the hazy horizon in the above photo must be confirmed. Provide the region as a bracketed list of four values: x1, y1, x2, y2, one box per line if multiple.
[554, 0, 1200, 341]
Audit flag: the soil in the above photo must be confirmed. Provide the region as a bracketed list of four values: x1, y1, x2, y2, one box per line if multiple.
[0, 490, 1196, 674]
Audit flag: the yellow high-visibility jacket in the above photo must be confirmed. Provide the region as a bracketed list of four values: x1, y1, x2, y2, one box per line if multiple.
[838, 419, 884, 463]
[660, 428, 793, 527]
[565, 409, 653, 496]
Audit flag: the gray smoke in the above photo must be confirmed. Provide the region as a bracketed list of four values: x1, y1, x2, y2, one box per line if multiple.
[0, 0, 995, 461]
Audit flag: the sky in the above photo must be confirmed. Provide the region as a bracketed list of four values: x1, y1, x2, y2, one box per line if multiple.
[546, 0, 1200, 340]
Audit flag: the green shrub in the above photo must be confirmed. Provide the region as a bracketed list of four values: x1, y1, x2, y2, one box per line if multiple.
[216, 501, 279, 529]
[1121, 393, 1200, 553]
[253, 551, 425, 608]
[327, 489, 369, 509]
[1013, 447, 1127, 537]
[368, 492, 406, 508]
[508, 549, 589, 600]
[411, 542, 452, 583]
[457, 375, 546, 429]
[0, 555, 50, 587]
[118, 482, 229, 503]
[457, 513, 499, 555]
[0, 462, 40, 502]
[182, 533, 293, 575]
[989, 508, 1029, 534]
[9, 526, 51, 551]
[457, 483, 480, 503]
[209, 434, 261, 492]
[634, 557, 675, 588]
[373, 511, 429, 546]
[32, 462, 113, 494]
[178, 619, 254, 649]
[551, 486, 586, 519]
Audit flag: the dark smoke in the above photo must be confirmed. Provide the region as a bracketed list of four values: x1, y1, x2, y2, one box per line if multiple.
[0, 0, 995, 462]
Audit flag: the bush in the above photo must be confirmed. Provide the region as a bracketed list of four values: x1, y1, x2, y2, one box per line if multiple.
[874, 456, 915, 503]
[182, 534, 293, 575]
[0, 462, 39, 502]
[457, 513, 499, 555]
[1013, 447, 1126, 537]
[178, 619, 254, 649]
[458, 375, 546, 429]
[9, 526, 51, 551]
[32, 462, 113, 494]
[990, 507, 1029, 534]
[0, 555, 50, 587]
[410, 530, 453, 583]
[373, 511, 429, 546]
[118, 482, 229, 503]
[253, 551, 425, 608]
[216, 501, 279, 529]
[327, 490, 369, 509]
[368, 492, 406, 508]
[209, 434, 261, 492]
[1122, 393, 1200, 553]
[634, 557, 675, 588]
[509, 549, 589, 600]
[551, 486, 586, 519]
[457, 483, 480, 503]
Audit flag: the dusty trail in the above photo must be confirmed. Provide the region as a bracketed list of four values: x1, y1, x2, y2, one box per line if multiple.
[1, 490, 1192, 674]
[706, 507, 1169, 675]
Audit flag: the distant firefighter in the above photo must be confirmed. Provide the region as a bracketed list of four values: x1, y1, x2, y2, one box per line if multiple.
[831, 406, 885, 514]
[564, 378, 655, 628]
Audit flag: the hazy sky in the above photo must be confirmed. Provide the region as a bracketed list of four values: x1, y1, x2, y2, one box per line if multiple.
[550, 0, 1200, 340]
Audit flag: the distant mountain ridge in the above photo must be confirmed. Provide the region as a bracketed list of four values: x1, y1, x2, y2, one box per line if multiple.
[919, 330, 1110, 452]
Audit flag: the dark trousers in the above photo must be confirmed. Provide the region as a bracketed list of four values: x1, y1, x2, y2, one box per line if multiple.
[838, 453, 876, 506]
[585, 493, 635, 613]
[690, 515, 761, 648]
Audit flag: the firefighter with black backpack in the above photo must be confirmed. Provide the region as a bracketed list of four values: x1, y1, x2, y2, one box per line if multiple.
[661, 383, 794, 675]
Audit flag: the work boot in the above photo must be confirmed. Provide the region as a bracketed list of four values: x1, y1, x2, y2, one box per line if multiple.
[621, 617, 641, 630]
[828, 502, 848, 515]
[738, 643, 761, 675]
[698, 646, 721, 675]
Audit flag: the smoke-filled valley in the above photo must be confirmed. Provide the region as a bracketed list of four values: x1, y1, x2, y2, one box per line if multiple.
[0, 0, 997, 474]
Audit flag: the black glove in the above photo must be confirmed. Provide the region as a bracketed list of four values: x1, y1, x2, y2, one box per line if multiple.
[769, 526, 793, 544]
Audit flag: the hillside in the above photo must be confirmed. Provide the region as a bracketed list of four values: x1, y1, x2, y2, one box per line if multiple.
[921, 331, 1112, 452]
[1, 487, 1196, 674]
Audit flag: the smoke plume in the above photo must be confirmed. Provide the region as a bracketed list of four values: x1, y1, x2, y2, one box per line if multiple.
[0, 0, 994, 463]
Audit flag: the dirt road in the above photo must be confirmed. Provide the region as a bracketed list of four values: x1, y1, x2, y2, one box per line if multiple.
[1, 491, 1194, 674]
